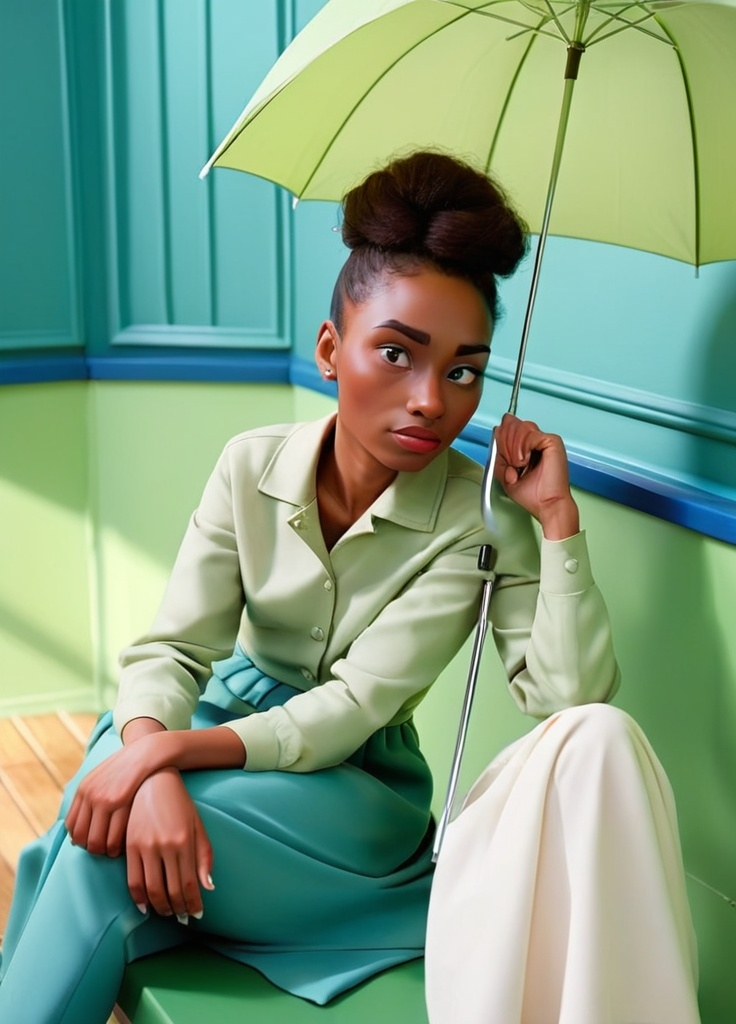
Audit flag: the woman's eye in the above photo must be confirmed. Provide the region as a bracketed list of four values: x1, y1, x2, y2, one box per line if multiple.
[379, 345, 411, 367]
[448, 365, 482, 386]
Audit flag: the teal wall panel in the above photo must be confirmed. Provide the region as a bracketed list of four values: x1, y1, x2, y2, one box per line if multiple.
[0, 0, 80, 350]
[484, 237, 736, 500]
[104, 0, 290, 349]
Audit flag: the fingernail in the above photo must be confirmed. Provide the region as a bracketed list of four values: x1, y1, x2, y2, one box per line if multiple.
[136, 903, 147, 915]
[176, 913, 189, 926]
[192, 910, 204, 920]
[206, 874, 215, 889]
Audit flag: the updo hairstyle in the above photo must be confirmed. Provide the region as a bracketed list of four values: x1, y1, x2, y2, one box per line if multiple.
[330, 150, 529, 331]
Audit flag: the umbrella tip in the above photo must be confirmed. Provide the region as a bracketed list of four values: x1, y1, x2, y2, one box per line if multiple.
[199, 154, 216, 180]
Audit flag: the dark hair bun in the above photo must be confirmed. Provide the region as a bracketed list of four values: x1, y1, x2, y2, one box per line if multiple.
[341, 150, 527, 280]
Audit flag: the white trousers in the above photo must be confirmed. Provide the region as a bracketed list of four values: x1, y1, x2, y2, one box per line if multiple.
[425, 704, 701, 1024]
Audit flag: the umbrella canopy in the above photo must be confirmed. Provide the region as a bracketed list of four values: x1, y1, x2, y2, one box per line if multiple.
[202, 0, 736, 269]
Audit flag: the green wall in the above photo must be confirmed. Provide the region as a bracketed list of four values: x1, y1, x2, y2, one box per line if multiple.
[2, 380, 732, 1019]
[0, 379, 734, 1018]
[0, 383, 93, 713]
[87, 380, 298, 708]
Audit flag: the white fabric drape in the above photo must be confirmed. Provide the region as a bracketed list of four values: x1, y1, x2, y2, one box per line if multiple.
[426, 704, 701, 1024]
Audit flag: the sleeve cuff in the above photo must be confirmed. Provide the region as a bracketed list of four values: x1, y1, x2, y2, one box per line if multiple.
[539, 530, 594, 596]
[219, 714, 281, 771]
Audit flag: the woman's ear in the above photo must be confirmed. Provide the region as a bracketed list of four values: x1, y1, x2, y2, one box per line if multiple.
[315, 320, 340, 381]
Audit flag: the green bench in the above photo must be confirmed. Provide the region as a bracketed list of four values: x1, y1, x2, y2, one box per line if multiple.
[116, 948, 427, 1024]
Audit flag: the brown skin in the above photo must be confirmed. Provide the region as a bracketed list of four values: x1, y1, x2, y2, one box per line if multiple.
[65, 265, 579, 919]
[315, 268, 493, 546]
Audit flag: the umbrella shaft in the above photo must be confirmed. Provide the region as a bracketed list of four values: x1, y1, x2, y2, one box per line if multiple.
[432, 558, 495, 862]
[507, 47, 585, 417]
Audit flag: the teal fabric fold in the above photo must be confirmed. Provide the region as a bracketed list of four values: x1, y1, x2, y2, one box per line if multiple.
[0, 646, 435, 1019]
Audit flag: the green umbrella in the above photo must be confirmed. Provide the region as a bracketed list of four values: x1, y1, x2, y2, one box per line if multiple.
[201, 0, 736, 439]
[202, 0, 736, 266]
[201, 0, 736, 854]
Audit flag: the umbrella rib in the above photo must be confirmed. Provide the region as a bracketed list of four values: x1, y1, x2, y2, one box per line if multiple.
[539, 0, 574, 45]
[297, 8, 477, 199]
[471, 4, 572, 44]
[481, 29, 539, 174]
[585, 12, 672, 48]
[650, 20, 702, 268]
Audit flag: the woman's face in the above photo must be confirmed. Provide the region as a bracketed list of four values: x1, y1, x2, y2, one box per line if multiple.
[317, 266, 492, 476]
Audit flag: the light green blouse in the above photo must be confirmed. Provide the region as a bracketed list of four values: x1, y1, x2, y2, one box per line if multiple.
[113, 414, 619, 771]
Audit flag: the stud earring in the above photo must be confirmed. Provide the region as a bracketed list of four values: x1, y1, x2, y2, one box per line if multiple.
[324, 368, 334, 379]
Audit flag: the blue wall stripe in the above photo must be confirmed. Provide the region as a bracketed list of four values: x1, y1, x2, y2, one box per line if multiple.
[87, 351, 290, 382]
[454, 435, 736, 546]
[2, 351, 734, 543]
[0, 356, 89, 385]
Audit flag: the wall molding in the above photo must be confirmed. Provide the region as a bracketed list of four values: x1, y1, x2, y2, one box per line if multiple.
[110, 324, 291, 350]
[0, 330, 81, 352]
[487, 354, 736, 445]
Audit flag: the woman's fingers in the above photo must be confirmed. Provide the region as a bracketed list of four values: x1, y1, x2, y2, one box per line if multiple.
[127, 849, 150, 915]
[105, 806, 130, 858]
[140, 849, 173, 918]
[125, 768, 212, 921]
[492, 414, 577, 536]
[195, 815, 215, 898]
[66, 797, 93, 850]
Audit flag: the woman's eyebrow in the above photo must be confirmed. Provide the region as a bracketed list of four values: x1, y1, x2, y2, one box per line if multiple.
[375, 319, 430, 345]
[456, 343, 491, 356]
[376, 320, 490, 356]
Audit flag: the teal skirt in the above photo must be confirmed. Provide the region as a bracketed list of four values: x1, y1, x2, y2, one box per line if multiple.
[2, 647, 435, 1009]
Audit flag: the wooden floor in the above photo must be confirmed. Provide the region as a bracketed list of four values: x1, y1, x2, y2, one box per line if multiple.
[0, 710, 121, 1023]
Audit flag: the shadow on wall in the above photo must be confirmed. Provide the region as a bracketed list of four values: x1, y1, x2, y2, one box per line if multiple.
[692, 264, 736, 491]
[583, 494, 736, 1024]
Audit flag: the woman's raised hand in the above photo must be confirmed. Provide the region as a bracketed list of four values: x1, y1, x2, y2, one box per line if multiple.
[494, 413, 580, 540]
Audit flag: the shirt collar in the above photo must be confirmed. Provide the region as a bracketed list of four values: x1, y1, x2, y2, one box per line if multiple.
[258, 413, 449, 534]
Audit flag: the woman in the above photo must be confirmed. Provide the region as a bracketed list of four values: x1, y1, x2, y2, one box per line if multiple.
[0, 151, 697, 1024]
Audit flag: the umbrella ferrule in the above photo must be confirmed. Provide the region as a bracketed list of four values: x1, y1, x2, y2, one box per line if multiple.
[565, 42, 586, 80]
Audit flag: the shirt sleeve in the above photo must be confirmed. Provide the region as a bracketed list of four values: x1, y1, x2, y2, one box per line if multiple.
[487, 488, 621, 718]
[112, 447, 244, 737]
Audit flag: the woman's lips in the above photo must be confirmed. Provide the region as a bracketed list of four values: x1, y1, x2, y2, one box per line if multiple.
[393, 427, 442, 454]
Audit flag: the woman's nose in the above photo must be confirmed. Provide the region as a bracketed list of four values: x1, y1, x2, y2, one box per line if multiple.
[407, 372, 445, 419]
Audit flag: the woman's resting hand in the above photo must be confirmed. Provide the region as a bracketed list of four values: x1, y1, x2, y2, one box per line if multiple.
[64, 733, 165, 857]
[64, 719, 245, 857]
[125, 767, 214, 918]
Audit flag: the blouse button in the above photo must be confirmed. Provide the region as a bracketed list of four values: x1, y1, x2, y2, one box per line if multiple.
[564, 558, 579, 574]
[301, 667, 314, 681]
[323, 579, 333, 591]
[310, 626, 325, 641]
